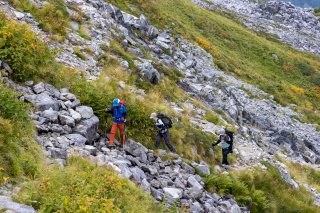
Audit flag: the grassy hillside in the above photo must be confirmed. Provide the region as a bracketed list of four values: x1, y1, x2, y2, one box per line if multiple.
[16, 157, 167, 213]
[107, 0, 320, 127]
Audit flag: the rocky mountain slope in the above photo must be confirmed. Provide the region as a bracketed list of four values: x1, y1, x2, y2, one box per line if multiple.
[0, 0, 320, 212]
[193, 0, 320, 55]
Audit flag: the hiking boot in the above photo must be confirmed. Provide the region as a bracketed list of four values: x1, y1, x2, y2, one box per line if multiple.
[107, 144, 116, 149]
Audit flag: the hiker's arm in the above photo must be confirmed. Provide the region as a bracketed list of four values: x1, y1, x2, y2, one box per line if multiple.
[105, 107, 113, 114]
[212, 137, 221, 146]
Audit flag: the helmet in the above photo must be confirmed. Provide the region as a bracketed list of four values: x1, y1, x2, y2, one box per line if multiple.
[150, 112, 157, 119]
[113, 98, 120, 107]
[216, 128, 225, 135]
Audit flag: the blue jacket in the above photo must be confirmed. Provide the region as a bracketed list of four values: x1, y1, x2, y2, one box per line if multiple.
[111, 105, 126, 124]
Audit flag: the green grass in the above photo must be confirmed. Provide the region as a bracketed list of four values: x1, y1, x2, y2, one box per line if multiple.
[282, 159, 320, 191]
[314, 8, 320, 17]
[0, 14, 52, 81]
[204, 111, 223, 125]
[9, 0, 70, 36]
[0, 84, 42, 184]
[16, 157, 167, 213]
[73, 47, 87, 60]
[106, 0, 320, 126]
[205, 162, 320, 213]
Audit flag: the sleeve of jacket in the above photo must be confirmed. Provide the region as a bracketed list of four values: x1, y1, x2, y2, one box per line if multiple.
[212, 136, 221, 146]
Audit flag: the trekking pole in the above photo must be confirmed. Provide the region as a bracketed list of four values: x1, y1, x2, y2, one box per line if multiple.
[105, 112, 110, 142]
[123, 120, 127, 152]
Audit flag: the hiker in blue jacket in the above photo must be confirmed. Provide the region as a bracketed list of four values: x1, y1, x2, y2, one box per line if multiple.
[212, 128, 233, 165]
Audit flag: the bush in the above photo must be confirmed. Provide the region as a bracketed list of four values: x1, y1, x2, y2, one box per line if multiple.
[0, 14, 52, 81]
[16, 157, 166, 213]
[0, 85, 42, 179]
[205, 163, 319, 212]
[291, 85, 305, 95]
[295, 61, 314, 76]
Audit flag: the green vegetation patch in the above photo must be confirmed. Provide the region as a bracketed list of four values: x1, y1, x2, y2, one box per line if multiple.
[0, 85, 42, 183]
[9, 0, 70, 36]
[205, 162, 319, 213]
[16, 157, 166, 213]
[0, 14, 53, 81]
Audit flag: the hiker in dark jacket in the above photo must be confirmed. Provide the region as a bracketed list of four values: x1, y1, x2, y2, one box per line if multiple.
[212, 128, 232, 165]
[105, 98, 126, 148]
[150, 112, 176, 153]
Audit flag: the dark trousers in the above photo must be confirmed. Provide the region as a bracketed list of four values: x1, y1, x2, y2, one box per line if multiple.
[222, 148, 230, 165]
[156, 131, 176, 153]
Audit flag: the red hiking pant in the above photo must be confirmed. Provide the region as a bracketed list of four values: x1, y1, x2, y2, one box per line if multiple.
[109, 122, 126, 145]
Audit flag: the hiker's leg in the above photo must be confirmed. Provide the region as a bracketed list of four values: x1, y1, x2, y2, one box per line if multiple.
[155, 133, 162, 148]
[119, 123, 126, 145]
[222, 149, 229, 165]
[109, 122, 118, 145]
[163, 131, 176, 153]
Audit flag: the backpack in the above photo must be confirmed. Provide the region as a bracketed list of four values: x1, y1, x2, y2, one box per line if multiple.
[157, 113, 172, 128]
[225, 129, 234, 153]
[225, 129, 234, 143]
[119, 100, 126, 106]
[113, 104, 126, 119]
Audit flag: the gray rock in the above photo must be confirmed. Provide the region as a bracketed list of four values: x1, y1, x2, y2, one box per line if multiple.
[151, 187, 163, 201]
[84, 145, 97, 155]
[49, 147, 67, 159]
[219, 200, 232, 210]
[188, 176, 203, 191]
[204, 202, 217, 213]
[0, 196, 36, 213]
[60, 92, 76, 101]
[65, 134, 87, 146]
[69, 108, 82, 122]
[124, 139, 148, 163]
[174, 178, 185, 189]
[33, 82, 45, 94]
[30, 93, 60, 111]
[190, 201, 204, 213]
[73, 115, 99, 143]
[230, 204, 241, 213]
[130, 167, 146, 184]
[181, 162, 195, 174]
[75, 106, 94, 119]
[163, 187, 183, 199]
[146, 26, 159, 39]
[141, 178, 151, 193]
[59, 114, 75, 127]
[150, 179, 161, 188]
[41, 108, 58, 123]
[118, 164, 133, 179]
[133, 60, 161, 84]
[14, 11, 25, 20]
[192, 161, 210, 176]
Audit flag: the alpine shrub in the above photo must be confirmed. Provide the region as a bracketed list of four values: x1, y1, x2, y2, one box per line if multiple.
[0, 15, 52, 81]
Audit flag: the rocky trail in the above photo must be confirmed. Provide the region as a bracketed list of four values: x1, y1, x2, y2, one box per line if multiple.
[0, 0, 320, 212]
[192, 0, 320, 55]
[1, 75, 246, 213]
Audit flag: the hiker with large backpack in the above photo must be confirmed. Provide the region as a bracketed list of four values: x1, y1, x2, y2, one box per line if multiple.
[105, 98, 127, 148]
[150, 112, 176, 153]
[212, 128, 234, 165]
